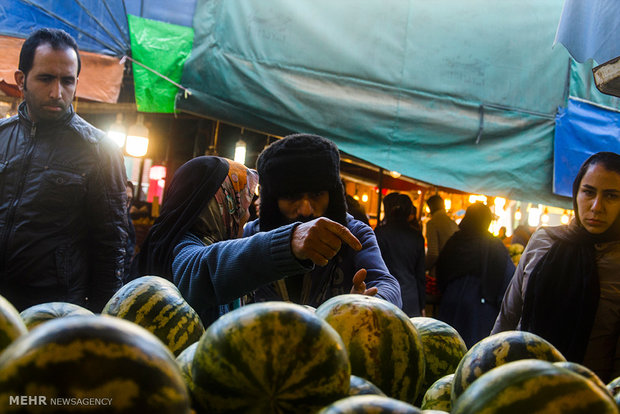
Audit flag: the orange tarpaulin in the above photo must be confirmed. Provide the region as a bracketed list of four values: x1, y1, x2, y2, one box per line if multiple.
[0, 35, 124, 104]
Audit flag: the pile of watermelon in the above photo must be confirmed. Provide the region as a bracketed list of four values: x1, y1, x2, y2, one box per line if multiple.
[1, 277, 620, 413]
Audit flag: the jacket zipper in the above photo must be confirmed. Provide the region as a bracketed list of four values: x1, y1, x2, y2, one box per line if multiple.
[0, 122, 37, 274]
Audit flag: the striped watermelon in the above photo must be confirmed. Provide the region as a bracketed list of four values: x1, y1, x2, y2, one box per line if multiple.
[554, 361, 612, 398]
[410, 317, 467, 398]
[421, 374, 453, 412]
[451, 330, 565, 403]
[191, 301, 351, 413]
[102, 275, 204, 356]
[176, 341, 198, 389]
[0, 315, 190, 413]
[20, 302, 94, 330]
[608, 376, 620, 409]
[349, 375, 386, 397]
[0, 294, 27, 354]
[452, 359, 618, 413]
[316, 294, 425, 404]
[317, 395, 422, 413]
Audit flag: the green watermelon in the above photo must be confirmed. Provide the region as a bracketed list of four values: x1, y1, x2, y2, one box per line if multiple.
[554, 361, 612, 398]
[452, 359, 618, 413]
[0, 294, 27, 354]
[0, 315, 190, 413]
[20, 301, 94, 330]
[176, 341, 198, 389]
[349, 375, 386, 397]
[316, 294, 425, 404]
[102, 275, 204, 356]
[317, 395, 422, 413]
[451, 330, 565, 403]
[191, 302, 351, 413]
[410, 317, 467, 397]
[421, 374, 453, 412]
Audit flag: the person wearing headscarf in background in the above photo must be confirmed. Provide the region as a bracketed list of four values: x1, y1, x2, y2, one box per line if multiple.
[436, 202, 515, 348]
[492, 152, 620, 382]
[375, 193, 426, 316]
[134, 156, 362, 326]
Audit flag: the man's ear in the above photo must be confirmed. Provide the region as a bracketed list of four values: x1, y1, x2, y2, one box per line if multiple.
[14, 70, 25, 91]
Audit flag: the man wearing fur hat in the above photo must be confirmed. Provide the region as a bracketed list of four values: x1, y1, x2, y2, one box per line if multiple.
[244, 134, 402, 308]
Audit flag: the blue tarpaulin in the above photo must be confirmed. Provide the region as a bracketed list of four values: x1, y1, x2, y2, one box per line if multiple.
[555, 0, 620, 64]
[554, 97, 620, 197]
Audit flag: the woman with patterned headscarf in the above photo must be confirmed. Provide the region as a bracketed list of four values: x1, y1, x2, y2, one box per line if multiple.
[492, 152, 620, 382]
[134, 156, 315, 326]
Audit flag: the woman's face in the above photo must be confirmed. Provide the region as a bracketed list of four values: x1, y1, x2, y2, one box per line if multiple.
[577, 163, 620, 234]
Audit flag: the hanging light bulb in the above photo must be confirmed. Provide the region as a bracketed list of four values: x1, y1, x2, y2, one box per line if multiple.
[125, 114, 149, 157]
[515, 207, 522, 221]
[361, 193, 369, 203]
[541, 208, 550, 225]
[107, 113, 126, 148]
[234, 139, 247, 164]
[561, 210, 570, 225]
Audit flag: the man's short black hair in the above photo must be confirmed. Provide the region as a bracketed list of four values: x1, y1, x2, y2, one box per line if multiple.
[426, 194, 445, 214]
[19, 28, 81, 77]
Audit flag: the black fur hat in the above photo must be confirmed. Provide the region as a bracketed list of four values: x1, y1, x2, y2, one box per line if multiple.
[257, 133, 347, 231]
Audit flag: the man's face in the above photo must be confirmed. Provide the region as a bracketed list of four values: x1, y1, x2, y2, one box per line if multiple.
[14, 43, 78, 123]
[277, 191, 330, 223]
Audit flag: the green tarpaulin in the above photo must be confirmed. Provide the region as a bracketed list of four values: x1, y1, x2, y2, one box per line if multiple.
[172, 0, 619, 207]
[129, 15, 193, 113]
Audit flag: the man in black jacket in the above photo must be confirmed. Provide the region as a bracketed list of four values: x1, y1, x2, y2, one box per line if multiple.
[0, 28, 128, 312]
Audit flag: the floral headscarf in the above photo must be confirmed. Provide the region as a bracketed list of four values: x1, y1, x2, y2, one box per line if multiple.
[193, 160, 258, 243]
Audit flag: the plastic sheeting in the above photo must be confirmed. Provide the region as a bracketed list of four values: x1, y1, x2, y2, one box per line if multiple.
[0, 0, 130, 56]
[554, 0, 620, 64]
[553, 98, 620, 197]
[128, 15, 193, 113]
[177, 0, 577, 207]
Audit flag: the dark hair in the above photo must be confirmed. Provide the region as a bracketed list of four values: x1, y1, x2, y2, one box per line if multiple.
[19, 28, 81, 77]
[426, 194, 444, 213]
[383, 193, 413, 224]
[572, 152, 620, 226]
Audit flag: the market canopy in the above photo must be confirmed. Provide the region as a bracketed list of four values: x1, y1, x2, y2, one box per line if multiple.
[175, 0, 620, 208]
[3, 0, 620, 208]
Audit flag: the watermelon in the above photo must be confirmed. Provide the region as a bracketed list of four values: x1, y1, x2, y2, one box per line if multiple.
[316, 294, 425, 404]
[451, 330, 565, 403]
[20, 301, 94, 330]
[421, 374, 453, 412]
[554, 361, 612, 398]
[452, 359, 618, 413]
[349, 375, 386, 397]
[0, 294, 27, 354]
[191, 301, 351, 413]
[317, 395, 422, 413]
[176, 341, 198, 389]
[102, 275, 204, 356]
[410, 317, 467, 397]
[0, 315, 190, 413]
[608, 376, 620, 396]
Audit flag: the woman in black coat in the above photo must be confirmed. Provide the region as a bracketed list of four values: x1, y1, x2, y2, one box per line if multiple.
[436, 202, 515, 347]
[374, 193, 426, 316]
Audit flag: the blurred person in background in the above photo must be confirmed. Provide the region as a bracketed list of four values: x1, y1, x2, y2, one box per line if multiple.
[436, 202, 515, 347]
[375, 193, 426, 316]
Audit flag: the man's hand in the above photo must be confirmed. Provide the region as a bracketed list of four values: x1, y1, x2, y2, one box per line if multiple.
[350, 269, 378, 297]
[291, 217, 362, 266]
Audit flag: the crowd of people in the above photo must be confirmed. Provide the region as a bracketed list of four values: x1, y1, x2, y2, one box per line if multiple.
[2, 27, 620, 383]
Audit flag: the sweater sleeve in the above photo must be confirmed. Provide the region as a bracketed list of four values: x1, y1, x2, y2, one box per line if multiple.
[172, 223, 312, 318]
[350, 220, 403, 308]
[491, 229, 554, 334]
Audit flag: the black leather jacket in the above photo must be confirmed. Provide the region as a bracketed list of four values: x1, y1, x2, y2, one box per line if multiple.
[0, 102, 127, 312]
